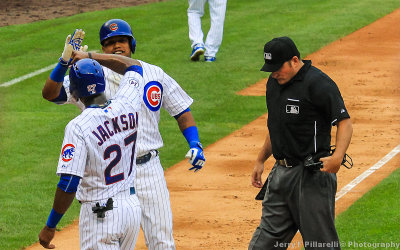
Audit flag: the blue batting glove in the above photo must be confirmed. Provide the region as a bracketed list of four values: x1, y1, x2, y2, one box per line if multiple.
[185, 142, 205, 172]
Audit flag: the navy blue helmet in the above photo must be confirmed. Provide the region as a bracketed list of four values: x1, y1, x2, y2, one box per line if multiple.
[69, 59, 105, 98]
[99, 19, 136, 54]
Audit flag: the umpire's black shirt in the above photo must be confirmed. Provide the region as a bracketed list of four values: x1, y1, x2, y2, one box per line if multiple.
[266, 60, 350, 161]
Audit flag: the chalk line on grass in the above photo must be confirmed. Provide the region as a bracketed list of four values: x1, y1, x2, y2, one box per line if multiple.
[0, 63, 57, 88]
[336, 144, 400, 201]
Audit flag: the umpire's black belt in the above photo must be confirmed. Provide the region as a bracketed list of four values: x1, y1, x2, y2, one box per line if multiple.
[276, 158, 301, 168]
[136, 150, 159, 165]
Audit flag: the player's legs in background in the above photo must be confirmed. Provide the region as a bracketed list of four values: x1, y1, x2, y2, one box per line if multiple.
[204, 0, 227, 57]
[135, 156, 175, 250]
[188, 0, 207, 48]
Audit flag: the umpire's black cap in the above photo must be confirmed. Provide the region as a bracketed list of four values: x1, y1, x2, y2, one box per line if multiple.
[261, 36, 300, 72]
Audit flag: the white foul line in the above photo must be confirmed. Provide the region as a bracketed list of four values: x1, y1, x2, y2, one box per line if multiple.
[0, 63, 58, 88]
[1, 50, 100, 88]
[335, 144, 400, 201]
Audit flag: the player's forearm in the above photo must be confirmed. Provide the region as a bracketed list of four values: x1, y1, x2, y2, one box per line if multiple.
[179, 111, 205, 171]
[42, 77, 63, 101]
[44, 187, 75, 229]
[43, 59, 69, 101]
[333, 118, 353, 161]
[179, 111, 203, 150]
[90, 52, 139, 74]
[72, 51, 140, 75]
[177, 111, 197, 132]
[52, 187, 75, 214]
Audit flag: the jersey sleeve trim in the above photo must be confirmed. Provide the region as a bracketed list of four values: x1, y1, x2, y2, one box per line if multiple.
[126, 65, 143, 77]
[174, 107, 190, 120]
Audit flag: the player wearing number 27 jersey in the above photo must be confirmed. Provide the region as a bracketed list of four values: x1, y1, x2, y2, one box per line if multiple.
[59, 65, 143, 203]
[39, 55, 145, 249]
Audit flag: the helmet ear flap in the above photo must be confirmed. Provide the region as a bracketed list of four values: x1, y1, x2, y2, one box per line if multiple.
[131, 37, 136, 55]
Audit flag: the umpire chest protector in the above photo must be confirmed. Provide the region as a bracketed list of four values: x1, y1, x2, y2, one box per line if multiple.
[266, 60, 350, 161]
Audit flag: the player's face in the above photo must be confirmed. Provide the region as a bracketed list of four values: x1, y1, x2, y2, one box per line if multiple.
[271, 57, 298, 85]
[102, 36, 131, 58]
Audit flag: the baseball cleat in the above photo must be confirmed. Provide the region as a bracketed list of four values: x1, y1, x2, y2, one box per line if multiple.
[190, 45, 205, 61]
[204, 56, 216, 62]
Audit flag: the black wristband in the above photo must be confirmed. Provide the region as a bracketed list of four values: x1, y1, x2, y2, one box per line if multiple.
[88, 52, 92, 59]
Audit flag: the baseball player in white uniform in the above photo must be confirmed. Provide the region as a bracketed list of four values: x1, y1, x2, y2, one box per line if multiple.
[187, 0, 227, 62]
[38, 45, 145, 249]
[42, 21, 205, 250]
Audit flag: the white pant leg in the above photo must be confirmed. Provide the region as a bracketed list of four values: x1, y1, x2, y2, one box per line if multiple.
[135, 156, 175, 250]
[188, 0, 207, 48]
[204, 0, 227, 57]
[120, 196, 142, 250]
[79, 194, 141, 250]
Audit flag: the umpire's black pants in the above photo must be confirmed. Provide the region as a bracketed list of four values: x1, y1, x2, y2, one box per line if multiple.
[249, 162, 340, 250]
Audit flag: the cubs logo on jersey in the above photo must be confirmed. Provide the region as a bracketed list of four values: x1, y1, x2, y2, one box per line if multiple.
[61, 144, 76, 162]
[143, 81, 163, 111]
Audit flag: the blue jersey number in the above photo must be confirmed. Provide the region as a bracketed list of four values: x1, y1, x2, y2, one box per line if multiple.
[104, 132, 137, 185]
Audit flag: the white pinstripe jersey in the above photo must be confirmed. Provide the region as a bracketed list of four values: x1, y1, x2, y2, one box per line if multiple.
[57, 69, 143, 202]
[62, 60, 193, 157]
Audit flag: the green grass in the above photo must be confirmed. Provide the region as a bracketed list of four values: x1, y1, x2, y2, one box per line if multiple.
[0, 0, 399, 249]
[336, 168, 400, 249]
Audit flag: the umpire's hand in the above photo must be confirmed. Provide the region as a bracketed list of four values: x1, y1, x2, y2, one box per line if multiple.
[251, 161, 265, 188]
[320, 154, 343, 173]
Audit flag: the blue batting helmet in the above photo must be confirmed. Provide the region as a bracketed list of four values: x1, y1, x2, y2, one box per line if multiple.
[69, 59, 106, 98]
[99, 19, 136, 54]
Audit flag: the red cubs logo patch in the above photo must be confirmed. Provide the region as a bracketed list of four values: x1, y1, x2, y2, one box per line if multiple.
[61, 144, 75, 162]
[147, 86, 161, 106]
[110, 23, 118, 31]
[143, 81, 163, 111]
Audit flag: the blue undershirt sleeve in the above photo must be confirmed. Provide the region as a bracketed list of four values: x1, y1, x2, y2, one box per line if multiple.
[57, 174, 81, 193]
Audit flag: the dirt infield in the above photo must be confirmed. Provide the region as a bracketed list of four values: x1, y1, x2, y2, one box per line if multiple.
[0, 0, 163, 27]
[13, 4, 399, 250]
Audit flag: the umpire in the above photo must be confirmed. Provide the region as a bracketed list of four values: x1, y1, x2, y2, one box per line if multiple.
[249, 37, 353, 250]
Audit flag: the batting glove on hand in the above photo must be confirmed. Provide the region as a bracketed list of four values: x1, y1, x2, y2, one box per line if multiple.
[185, 142, 205, 172]
[60, 29, 85, 65]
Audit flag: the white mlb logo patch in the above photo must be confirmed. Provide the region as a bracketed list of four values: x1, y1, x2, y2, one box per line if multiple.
[286, 105, 299, 114]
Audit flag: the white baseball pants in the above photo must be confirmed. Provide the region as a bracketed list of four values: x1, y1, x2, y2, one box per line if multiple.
[188, 0, 227, 57]
[79, 190, 141, 250]
[135, 155, 175, 250]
